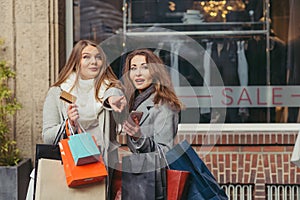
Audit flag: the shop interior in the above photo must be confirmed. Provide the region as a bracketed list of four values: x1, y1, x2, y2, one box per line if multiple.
[73, 0, 300, 123]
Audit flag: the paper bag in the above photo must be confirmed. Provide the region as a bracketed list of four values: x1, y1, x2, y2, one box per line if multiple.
[121, 152, 163, 200]
[291, 131, 300, 167]
[59, 139, 108, 187]
[35, 158, 106, 200]
[68, 133, 101, 165]
[167, 169, 190, 200]
[166, 140, 228, 200]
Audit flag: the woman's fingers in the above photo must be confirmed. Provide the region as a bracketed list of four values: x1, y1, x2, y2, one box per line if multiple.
[123, 120, 140, 137]
[122, 121, 132, 135]
[118, 96, 127, 111]
[108, 96, 127, 112]
[67, 104, 79, 125]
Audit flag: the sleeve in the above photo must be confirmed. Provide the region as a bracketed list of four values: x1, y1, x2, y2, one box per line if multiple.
[42, 87, 65, 144]
[102, 87, 128, 124]
[102, 87, 124, 110]
[127, 105, 179, 153]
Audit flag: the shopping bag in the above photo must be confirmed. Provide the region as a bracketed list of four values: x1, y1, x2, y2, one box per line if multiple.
[68, 133, 101, 165]
[291, 130, 300, 167]
[59, 138, 108, 187]
[33, 119, 67, 200]
[167, 169, 190, 200]
[165, 140, 228, 200]
[35, 158, 106, 200]
[110, 163, 122, 200]
[121, 152, 166, 200]
[157, 145, 191, 200]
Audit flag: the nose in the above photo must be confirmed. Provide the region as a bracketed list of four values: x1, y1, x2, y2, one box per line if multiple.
[135, 67, 142, 76]
[90, 56, 97, 64]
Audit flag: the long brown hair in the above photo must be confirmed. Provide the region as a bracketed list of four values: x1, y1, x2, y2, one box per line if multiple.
[53, 40, 121, 102]
[122, 49, 183, 111]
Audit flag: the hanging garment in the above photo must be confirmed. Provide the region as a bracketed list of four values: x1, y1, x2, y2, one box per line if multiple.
[287, 0, 300, 122]
[211, 40, 241, 123]
[246, 36, 287, 122]
[154, 42, 164, 57]
[237, 40, 249, 121]
[200, 41, 213, 115]
[245, 38, 268, 122]
[246, 38, 266, 86]
[237, 40, 248, 86]
[170, 41, 181, 87]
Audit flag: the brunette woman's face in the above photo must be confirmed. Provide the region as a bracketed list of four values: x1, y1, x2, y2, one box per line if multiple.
[129, 55, 153, 93]
[80, 45, 103, 80]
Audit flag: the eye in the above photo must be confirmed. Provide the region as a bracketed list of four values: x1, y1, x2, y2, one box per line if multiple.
[96, 55, 102, 60]
[130, 66, 137, 71]
[82, 55, 90, 59]
[141, 65, 148, 70]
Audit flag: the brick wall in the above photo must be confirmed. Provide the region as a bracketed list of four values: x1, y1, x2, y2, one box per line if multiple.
[118, 129, 300, 199]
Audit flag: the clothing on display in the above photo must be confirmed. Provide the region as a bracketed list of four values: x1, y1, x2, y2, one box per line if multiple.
[287, 0, 300, 122]
[200, 41, 213, 115]
[210, 39, 241, 123]
[160, 35, 286, 123]
[237, 40, 249, 121]
[170, 42, 181, 87]
[246, 36, 287, 122]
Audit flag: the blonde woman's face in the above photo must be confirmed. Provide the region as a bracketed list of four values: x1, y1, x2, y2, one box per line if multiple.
[129, 55, 153, 93]
[80, 45, 103, 80]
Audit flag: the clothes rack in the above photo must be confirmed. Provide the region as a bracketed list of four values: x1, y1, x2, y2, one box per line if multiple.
[122, 0, 272, 122]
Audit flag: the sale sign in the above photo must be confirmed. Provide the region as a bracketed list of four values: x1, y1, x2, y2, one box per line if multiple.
[175, 86, 300, 108]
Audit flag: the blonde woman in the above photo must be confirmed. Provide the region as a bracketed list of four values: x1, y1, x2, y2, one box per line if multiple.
[27, 40, 126, 200]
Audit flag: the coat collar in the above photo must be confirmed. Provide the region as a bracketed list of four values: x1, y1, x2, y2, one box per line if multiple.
[136, 93, 155, 125]
[60, 72, 108, 99]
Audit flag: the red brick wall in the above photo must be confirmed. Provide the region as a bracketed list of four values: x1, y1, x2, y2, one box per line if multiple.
[117, 130, 300, 199]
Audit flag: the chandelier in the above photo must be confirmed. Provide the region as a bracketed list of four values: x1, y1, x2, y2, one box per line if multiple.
[193, 0, 246, 22]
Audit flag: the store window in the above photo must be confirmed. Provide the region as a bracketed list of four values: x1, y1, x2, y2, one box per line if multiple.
[72, 0, 300, 124]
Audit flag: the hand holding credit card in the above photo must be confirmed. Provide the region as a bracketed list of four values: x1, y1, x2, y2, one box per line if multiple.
[60, 90, 77, 104]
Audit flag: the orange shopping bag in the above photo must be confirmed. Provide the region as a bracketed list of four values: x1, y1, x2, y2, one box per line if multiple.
[59, 138, 108, 187]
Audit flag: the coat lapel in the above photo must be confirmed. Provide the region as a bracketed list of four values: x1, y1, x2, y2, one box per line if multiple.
[138, 95, 154, 125]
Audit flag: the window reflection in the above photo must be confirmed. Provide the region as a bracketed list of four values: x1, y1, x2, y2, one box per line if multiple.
[74, 0, 299, 123]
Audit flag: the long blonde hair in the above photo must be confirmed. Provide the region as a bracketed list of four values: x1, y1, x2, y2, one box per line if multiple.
[53, 40, 122, 102]
[122, 49, 183, 111]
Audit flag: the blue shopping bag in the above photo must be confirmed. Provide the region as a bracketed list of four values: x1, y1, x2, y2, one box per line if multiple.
[68, 133, 101, 166]
[165, 140, 228, 200]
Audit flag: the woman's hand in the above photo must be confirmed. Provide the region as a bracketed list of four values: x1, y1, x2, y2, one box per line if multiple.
[122, 119, 141, 140]
[108, 95, 127, 112]
[67, 104, 79, 126]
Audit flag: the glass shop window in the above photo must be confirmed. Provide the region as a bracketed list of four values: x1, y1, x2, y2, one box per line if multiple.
[73, 0, 300, 124]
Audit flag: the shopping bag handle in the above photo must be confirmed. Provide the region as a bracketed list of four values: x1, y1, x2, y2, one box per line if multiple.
[53, 118, 68, 145]
[77, 121, 87, 134]
[156, 144, 170, 170]
[66, 119, 87, 136]
[65, 118, 74, 136]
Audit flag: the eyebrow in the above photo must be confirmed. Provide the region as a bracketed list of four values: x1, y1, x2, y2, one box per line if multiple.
[82, 52, 101, 56]
[131, 62, 147, 66]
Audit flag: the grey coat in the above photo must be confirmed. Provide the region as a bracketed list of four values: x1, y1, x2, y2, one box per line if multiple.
[125, 93, 179, 199]
[127, 93, 179, 154]
[42, 86, 123, 168]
